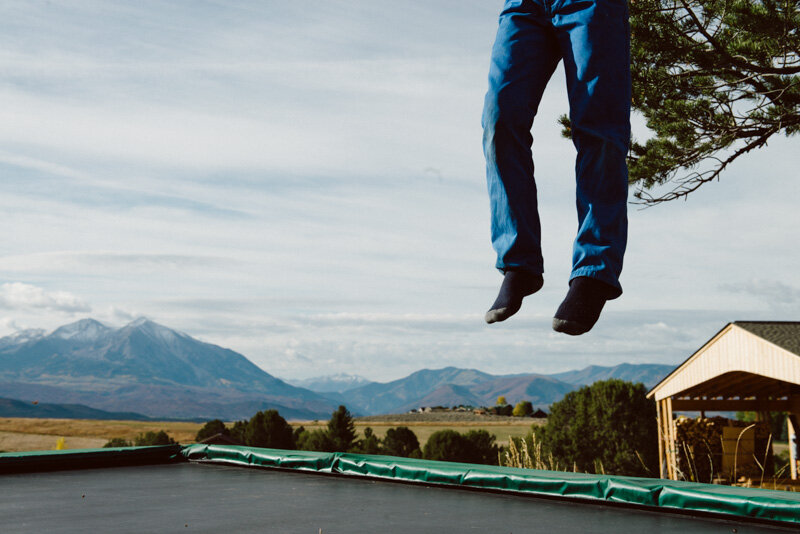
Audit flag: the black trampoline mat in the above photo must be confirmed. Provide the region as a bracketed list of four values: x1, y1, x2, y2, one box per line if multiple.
[1, 463, 795, 533]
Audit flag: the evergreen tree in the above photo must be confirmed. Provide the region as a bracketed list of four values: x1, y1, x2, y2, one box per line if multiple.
[561, 1, 800, 203]
[327, 405, 357, 452]
[632, 0, 799, 202]
[229, 420, 248, 444]
[245, 410, 295, 449]
[535, 379, 658, 476]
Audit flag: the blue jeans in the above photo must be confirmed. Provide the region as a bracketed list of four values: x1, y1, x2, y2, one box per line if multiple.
[483, 0, 630, 297]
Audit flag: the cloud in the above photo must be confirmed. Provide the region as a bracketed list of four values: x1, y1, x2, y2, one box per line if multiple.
[0, 1, 797, 385]
[0, 282, 91, 313]
[720, 279, 800, 311]
[0, 252, 236, 275]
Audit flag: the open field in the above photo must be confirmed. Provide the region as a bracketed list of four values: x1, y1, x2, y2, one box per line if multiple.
[0, 418, 203, 452]
[0, 431, 106, 452]
[296, 414, 543, 447]
[0, 416, 540, 452]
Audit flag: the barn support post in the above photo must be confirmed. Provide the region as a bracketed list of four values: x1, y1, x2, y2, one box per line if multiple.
[662, 398, 677, 480]
[668, 397, 678, 479]
[656, 399, 665, 478]
[789, 415, 799, 480]
[658, 399, 672, 478]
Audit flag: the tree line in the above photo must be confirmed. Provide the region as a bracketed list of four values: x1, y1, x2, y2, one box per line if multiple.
[194, 405, 502, 465]
[103, 380, 660, 476]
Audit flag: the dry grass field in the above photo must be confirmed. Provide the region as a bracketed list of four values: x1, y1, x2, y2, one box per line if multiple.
[0, 415, 540, 453]
[295, 416, 542, 448]
[0, 418, 203, 452]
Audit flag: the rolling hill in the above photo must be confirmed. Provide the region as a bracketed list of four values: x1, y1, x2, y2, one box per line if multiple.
[329, 364, 672, 415]
[0, 396, 152, 421]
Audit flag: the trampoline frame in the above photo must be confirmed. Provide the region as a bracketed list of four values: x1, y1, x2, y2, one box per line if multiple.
[2, 444, 799, 527]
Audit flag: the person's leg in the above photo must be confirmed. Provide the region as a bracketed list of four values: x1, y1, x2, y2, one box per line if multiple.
[483, 0, 561, 323]
[551, 0, 631, 334]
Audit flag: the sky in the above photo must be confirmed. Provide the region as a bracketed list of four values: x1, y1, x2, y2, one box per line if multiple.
[1, 0, 798, 382]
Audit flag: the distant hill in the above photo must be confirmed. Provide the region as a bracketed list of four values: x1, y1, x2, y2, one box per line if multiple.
[336, 364, 674, 416]
[337, 367, 495, 415]
[0, 397, 152, 421]
[548, 363, 674, 388]
[0, 318, 338, 420]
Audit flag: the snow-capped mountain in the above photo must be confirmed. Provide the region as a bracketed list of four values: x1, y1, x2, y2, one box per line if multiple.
[0, 318, 337, 420]
[0, 328, 45, 349]
[51, 318, 112, 342]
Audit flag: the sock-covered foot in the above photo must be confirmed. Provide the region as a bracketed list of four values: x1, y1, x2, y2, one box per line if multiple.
[485, 271, 543, 324]
[552, 277, 618, 335]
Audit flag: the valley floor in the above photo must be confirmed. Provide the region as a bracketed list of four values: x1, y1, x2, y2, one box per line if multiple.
[0, 416, 542, 452]
[0, 418, 202, 452]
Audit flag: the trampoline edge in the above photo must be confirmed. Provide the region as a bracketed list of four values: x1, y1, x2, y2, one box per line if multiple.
[181, 443, 800, 526]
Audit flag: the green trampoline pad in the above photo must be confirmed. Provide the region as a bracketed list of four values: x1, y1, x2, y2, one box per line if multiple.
[1, 445, 798, 533]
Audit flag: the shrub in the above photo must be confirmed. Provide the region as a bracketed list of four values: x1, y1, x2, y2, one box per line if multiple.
[133, 430, 175, 446]
[423, 429, 498, 465]
[423, 430, 471, 462]
[354, 427, 381, 455]
[383, 426, 421, 457]
[535, 379, 657, 476]
[296, 429, 334, 452]
[103, 437, 132, 448]
[195, 419, 229, 442]
[463, 430, 499, 465]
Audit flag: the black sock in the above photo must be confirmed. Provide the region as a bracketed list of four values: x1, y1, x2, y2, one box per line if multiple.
[552, 277, 619, 335]
[485, 270, 543, 324]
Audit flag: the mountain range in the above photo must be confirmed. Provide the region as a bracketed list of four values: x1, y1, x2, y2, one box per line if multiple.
[317, 363, 673, 414]
[0, 318, 675, 420]
[0, 318, 338, 420]
[287, 373, 375, 393]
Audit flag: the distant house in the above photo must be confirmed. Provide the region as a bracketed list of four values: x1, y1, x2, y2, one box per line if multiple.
[531, 409, 547, 418]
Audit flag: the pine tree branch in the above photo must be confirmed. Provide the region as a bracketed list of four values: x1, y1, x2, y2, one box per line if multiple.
[634, 125, 780, 205]
[679, 0, 800, 75]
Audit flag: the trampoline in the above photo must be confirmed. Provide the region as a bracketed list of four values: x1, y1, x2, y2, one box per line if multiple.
[2, 445, 799, 533]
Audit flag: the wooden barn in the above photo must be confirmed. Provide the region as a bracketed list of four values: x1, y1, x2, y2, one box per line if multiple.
[647, 321, 800, 482]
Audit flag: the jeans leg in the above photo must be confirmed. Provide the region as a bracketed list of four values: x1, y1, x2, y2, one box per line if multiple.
[553, 0, 631, 296]
[483, 0, 561, 275]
